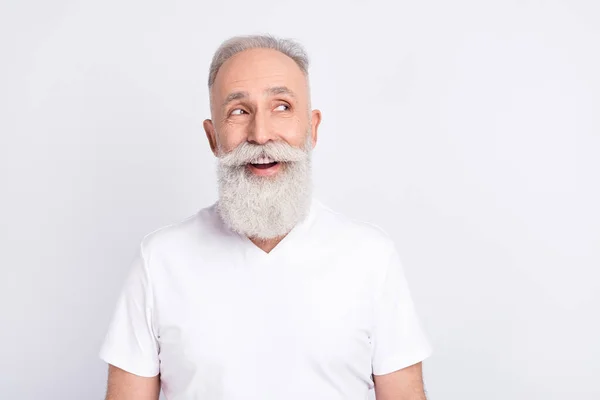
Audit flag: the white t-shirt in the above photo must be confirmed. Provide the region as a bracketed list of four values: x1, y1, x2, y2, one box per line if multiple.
[99, 198, 432, 399]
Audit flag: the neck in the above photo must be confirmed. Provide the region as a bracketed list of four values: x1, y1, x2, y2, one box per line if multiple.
[249, 234, 288, 253]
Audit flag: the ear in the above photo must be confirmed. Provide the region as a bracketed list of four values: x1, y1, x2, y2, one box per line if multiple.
[203, 119, 218, 156]
[310, 109, 322, 149]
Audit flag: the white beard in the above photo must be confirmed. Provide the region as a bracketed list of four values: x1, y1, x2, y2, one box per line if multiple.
[216, 137, 313, 240]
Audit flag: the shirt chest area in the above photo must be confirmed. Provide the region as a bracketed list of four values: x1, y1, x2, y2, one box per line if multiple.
[153, 255, 377, 380]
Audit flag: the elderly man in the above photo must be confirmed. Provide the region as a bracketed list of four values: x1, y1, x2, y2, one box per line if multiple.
[100, 34, 432, 400]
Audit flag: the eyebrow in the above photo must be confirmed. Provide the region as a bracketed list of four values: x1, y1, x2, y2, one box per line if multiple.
[221, 86, 297, 108]
[266, 86, 296, 99]
[222, 91, 249, 108]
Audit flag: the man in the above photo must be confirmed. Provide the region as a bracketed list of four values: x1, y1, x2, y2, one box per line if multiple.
[99, 34, 433, 400]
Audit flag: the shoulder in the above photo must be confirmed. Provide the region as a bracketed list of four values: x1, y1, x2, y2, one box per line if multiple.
[313, 199, 396, 257]
[138, 203, 220, 258]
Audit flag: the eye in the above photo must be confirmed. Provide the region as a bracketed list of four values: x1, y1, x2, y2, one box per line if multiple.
[274, 104, 289, 111]
[230, 108, 247, 116]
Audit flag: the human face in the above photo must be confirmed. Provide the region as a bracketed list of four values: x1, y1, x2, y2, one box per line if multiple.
[203, 48, 321, 177]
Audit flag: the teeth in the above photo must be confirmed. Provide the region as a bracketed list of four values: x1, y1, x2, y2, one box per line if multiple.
[252, 156, 275, 164]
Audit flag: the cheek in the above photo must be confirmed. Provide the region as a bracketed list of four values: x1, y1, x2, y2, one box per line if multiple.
[217, 127, 246, 152]
[218, 138, 243, 154]
[277, 118, 309, 147]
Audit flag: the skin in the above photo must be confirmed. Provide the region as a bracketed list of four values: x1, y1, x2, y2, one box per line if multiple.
[105, 47, 427, 399]
[104, 365, 159, 400]
[374, 362, 428, 400]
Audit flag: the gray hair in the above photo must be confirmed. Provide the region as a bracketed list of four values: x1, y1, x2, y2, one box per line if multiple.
[208, 34, 310, 88]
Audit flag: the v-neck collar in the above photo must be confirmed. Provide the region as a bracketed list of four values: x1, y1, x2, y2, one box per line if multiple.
[233, 198, 318, 262]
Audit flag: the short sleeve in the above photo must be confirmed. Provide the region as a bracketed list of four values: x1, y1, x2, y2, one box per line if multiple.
[371, 245, 433, 375]
[99, 244, 160, 377]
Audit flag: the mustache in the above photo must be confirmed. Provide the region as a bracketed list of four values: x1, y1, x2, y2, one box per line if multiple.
[218, 141, 310, 167]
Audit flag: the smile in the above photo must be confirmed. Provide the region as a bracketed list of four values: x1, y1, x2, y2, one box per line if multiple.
[247, 156, 281, 176]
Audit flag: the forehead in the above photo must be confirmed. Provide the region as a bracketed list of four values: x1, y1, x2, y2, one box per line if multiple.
[211, 48, 307, 102]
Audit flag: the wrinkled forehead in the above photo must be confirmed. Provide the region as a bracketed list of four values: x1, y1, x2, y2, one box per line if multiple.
[210, 48, 309, 106]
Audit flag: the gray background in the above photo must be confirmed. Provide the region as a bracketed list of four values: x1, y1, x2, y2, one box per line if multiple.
[1, 0, 599, 399]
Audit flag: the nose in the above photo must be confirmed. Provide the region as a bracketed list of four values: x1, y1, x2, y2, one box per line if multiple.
[247, 110, 273, 145]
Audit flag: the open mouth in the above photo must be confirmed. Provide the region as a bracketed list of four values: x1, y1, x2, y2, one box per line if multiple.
[250, 161, 278, 169]
[247, 156, 281, 176]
